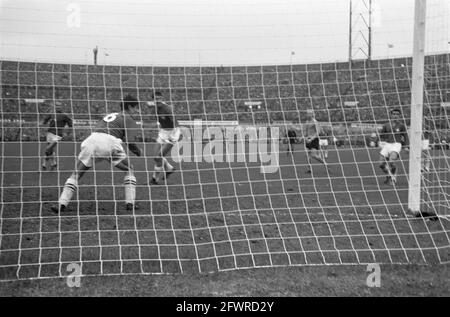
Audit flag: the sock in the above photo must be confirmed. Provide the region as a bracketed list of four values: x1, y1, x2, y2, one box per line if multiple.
[163, 157, 173, 171]
[153, 164, 163, 180]
[124, 173, 137, 205]
[51, 152, 57, 166]
[59, 177, 77, 207]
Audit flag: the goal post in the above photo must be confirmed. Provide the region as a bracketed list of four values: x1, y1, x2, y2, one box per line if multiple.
[408, 0, 427, 216]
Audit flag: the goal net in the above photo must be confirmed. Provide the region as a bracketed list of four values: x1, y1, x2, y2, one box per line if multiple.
[0, 0, 449, 281]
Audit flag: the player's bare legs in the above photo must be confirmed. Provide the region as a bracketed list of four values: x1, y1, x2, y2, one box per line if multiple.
[379, 152, 398, 185]
[42, 141, 58, 170]
[379, 154, 391, 183]
[52, 159, 137, 212]
[115, 159, 138, 211]
[287, 141, 294, 156]
[321, 145, 328, 159]
[51, 160, 90, 213]
[152, 142, 175, 184]
[388, 152, 399, 185]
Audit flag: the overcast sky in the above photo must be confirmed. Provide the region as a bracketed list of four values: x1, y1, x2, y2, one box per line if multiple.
[0, 0, 449, 66]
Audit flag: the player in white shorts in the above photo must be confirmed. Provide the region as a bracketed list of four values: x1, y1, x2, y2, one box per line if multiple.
[378, 108, 409, 185]
[41, 102, 73, 170]
[51, 95, 142, 213]
[148, 92, 182, 184]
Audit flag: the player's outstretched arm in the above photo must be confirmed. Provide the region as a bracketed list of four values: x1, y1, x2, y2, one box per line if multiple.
[127, 143, 142, 157]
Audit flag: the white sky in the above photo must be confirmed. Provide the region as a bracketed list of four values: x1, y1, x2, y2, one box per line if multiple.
[0, 0, 449, 66]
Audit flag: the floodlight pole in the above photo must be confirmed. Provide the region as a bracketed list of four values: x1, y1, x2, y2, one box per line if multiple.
[408, 0, 427, 215]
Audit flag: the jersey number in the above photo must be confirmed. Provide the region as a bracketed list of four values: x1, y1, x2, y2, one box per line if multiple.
[103, 113, 118, 122]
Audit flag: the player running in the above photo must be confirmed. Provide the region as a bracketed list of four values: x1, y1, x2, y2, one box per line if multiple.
[378, 108, 409, 185]
[51, 95, 142, 213]
[41, 102, 73, 171]
[148, 92, 181, 184]
[303, 109, 328, 173]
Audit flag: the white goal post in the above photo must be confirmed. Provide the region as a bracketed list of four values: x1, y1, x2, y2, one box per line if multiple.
[408, 0, 427, 215]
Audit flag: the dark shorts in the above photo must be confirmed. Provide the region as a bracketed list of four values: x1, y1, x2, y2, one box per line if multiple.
[306, 137, 320, 150]
[289, 137, 296, 144]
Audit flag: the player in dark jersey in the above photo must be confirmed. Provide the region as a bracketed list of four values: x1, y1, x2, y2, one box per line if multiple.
[147, 92, 181, 184]
[286, 124, 298, 156]
[41, 102, 73, 170]
[51, 95, 142, 213]
[378, 108, 409, 185]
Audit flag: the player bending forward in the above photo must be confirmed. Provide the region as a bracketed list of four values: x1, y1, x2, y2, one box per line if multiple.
[51, 95, 142, 213]
[303, 110, 328, 173]
[148, 92, 181, 184]
[41, 102, 73, 170]
[378, 108, 409, 185]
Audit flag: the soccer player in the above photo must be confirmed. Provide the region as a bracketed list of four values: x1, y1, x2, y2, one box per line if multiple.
[303, 109, 328, 173]
[148, 92, 181, 184]
[51, 95, 142, 213]
[319, 129, 330, 159]
[41, 102, 73, 170]
[378, 108, 409, 185]
[286, 123, 298, 156]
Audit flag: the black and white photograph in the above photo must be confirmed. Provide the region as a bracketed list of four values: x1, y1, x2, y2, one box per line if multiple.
[0, 0, 449, 300]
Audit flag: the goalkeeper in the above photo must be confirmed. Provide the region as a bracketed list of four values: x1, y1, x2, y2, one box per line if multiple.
[51, 95, 142, 213]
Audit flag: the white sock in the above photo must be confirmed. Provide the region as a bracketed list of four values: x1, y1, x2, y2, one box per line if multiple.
[124, 173, 136, 205]
[59, 177, 77, 207]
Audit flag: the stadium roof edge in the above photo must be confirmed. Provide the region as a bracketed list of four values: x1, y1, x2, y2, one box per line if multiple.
[1, 52, 448, 70]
